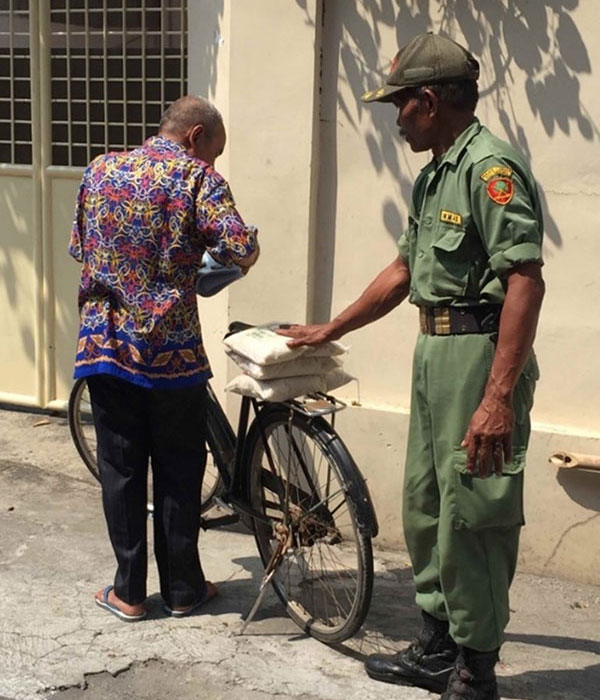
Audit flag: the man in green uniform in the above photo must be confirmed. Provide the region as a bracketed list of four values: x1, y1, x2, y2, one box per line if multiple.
[278, 33, 545, 700]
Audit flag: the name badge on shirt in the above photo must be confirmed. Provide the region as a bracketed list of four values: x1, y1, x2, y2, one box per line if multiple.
[440, 210, 462, 226]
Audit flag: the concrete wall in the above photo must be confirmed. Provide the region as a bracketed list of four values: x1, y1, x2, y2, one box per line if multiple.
[1, 1, 599, 584]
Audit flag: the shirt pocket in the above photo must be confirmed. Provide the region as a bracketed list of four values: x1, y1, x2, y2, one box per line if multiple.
[451, 446, 525, 531]
[430, 224, 471, 297]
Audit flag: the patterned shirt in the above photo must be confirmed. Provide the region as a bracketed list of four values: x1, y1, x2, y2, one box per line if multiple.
[69, 135, 258, 389]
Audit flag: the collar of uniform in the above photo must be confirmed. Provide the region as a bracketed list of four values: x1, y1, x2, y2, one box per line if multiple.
[144, 135, 187, 155]
[434, 117, 482, 169]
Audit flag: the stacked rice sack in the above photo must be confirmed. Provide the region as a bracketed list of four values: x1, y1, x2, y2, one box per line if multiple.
[223, 326, 353, 402]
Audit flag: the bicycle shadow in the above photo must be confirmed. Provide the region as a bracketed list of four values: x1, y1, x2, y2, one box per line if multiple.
[332, 564, 421, 660]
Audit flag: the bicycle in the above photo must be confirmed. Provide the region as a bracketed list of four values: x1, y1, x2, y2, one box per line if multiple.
[68, 359, 379, 643]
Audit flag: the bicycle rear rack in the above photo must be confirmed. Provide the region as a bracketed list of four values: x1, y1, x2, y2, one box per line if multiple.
[285, 392, 347, 418]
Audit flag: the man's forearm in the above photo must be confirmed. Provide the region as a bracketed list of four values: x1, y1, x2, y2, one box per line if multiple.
[485, 262, 545, 401]
[329, 256, 410, 338]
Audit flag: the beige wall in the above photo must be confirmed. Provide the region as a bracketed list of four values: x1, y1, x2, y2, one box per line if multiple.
[0, 173, 38, 403]
[1, 1, 599, 583]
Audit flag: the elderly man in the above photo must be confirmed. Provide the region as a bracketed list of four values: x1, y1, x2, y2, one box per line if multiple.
[70, 96, 258, 622]
[279, 33, 544, 700]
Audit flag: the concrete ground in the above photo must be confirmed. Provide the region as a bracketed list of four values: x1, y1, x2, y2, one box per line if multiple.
[0, 408, 598, 700]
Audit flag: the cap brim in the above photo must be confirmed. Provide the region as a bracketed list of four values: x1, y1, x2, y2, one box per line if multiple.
[361, 84, 403, 103]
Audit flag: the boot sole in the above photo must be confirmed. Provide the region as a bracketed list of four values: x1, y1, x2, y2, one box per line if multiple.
[365, 667, 449, 694]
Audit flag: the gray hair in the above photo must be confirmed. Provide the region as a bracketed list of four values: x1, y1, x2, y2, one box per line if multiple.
[159, 95, 223, 139]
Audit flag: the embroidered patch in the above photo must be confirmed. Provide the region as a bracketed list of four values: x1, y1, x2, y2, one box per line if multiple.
[440, 210, 462, 225]
[480, 165, 513, 182]
[487, 177, 514, 205]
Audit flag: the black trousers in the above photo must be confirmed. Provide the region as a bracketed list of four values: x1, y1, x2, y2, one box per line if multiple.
[87, 374, 208, 607]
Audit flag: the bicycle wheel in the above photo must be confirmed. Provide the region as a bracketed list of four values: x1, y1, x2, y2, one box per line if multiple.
[246, 405, 373, 643]
[68, 377, 224, 513]
[68, 377, 99, 481]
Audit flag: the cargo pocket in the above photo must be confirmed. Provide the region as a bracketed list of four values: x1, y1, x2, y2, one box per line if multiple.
[430, 226, 470, 297]
[451, 446, 525, 531]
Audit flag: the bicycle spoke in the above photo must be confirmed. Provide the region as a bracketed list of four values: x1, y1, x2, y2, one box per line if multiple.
[253, 417, 365, 633]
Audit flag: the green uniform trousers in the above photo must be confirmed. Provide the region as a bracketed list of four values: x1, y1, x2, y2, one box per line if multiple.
[402, 331, 538, 651]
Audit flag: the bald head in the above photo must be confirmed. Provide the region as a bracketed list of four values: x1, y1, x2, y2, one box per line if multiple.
[159, 95, 223, 140]
[159, 95, 226, 166]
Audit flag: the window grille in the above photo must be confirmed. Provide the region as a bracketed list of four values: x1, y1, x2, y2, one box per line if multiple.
[0, 0, 32, 165]
[50, 0, 188, 167]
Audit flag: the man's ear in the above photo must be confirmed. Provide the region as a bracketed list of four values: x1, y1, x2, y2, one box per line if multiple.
[187, 123, 205, 146]
[420, 88, 439, 118]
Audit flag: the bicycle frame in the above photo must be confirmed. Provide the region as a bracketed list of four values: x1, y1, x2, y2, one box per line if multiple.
[205, 386, 344, 524]
[203, 384, 378, 538]
[204, 385, 277, 527]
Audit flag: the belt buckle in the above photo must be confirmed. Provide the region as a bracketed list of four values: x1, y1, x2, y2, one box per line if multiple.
[433, 308, 451, 335]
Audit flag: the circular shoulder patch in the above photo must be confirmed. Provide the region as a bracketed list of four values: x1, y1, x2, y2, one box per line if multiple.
[486, 177, 514, 205]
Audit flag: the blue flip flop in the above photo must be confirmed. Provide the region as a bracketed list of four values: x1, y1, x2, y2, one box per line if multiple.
[95, 585, 147, 622]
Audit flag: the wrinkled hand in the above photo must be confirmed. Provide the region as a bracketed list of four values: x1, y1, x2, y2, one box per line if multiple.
[275, 323, 337, 349]
[461, 394, 514, 477]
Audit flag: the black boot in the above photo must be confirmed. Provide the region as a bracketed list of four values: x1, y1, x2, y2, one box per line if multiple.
[365, 611, 458, 693]
[441, 646, 500, 700]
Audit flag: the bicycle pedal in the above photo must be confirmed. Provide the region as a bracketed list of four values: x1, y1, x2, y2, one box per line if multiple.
[200, 513, 240, 530]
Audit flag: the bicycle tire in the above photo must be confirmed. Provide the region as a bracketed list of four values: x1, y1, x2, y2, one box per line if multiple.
[68, 377, 225, 513]
[245, 404, 373, 644]
[68, 377, 100, 482]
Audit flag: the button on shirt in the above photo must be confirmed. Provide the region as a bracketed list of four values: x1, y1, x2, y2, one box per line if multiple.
[397, 118, 544, 307]
[69, 135, 258, 389]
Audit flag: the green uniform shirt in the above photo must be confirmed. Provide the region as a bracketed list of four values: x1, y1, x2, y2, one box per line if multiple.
[397, 118, 544, 307]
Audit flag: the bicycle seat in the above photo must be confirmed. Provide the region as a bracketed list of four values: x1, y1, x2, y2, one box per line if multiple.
[196, 251, 243, 297]
[223, 320, 256, 339]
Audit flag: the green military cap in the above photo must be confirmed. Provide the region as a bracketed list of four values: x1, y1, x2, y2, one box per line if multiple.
[361, 32, 479, 103]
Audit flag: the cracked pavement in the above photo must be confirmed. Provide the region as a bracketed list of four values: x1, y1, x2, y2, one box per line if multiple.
[0, 408, 599, 700]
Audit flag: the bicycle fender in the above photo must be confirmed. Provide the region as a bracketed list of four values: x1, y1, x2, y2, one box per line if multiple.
[313, 417, 380, 539]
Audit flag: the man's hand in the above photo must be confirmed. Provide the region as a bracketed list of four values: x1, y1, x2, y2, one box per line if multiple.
[461, 262, 544, 478]
[461, 392, 514, 477]
[276, 322, 337, 349]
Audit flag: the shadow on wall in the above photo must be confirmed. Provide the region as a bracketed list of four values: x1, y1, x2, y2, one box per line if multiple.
[299, 0, 594, 320]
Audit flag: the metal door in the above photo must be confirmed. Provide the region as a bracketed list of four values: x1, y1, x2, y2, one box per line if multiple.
[0, 0, 187, 409]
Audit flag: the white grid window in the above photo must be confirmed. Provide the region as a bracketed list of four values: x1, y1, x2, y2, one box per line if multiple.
[50, 0, 188, 167]
[0, 0, 32, 165]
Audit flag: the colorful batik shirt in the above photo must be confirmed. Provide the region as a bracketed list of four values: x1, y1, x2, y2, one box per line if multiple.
[69, 136, 258, 389]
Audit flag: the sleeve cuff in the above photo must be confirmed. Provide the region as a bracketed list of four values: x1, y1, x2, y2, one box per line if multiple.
[489, 242, 543, 277]
[397, 233, 410, 263]
[68, 243, 83, 263]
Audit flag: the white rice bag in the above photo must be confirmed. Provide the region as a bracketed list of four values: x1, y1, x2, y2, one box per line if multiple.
[325, 367, 354, 392]
[225, 373, 325, 402]
[226, 350, 341, 380]
[223, 326, 347, 366]
[224, 368, 354, 402]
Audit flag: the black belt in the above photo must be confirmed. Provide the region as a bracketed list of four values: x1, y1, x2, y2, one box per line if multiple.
[419, 305, 502, 336]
